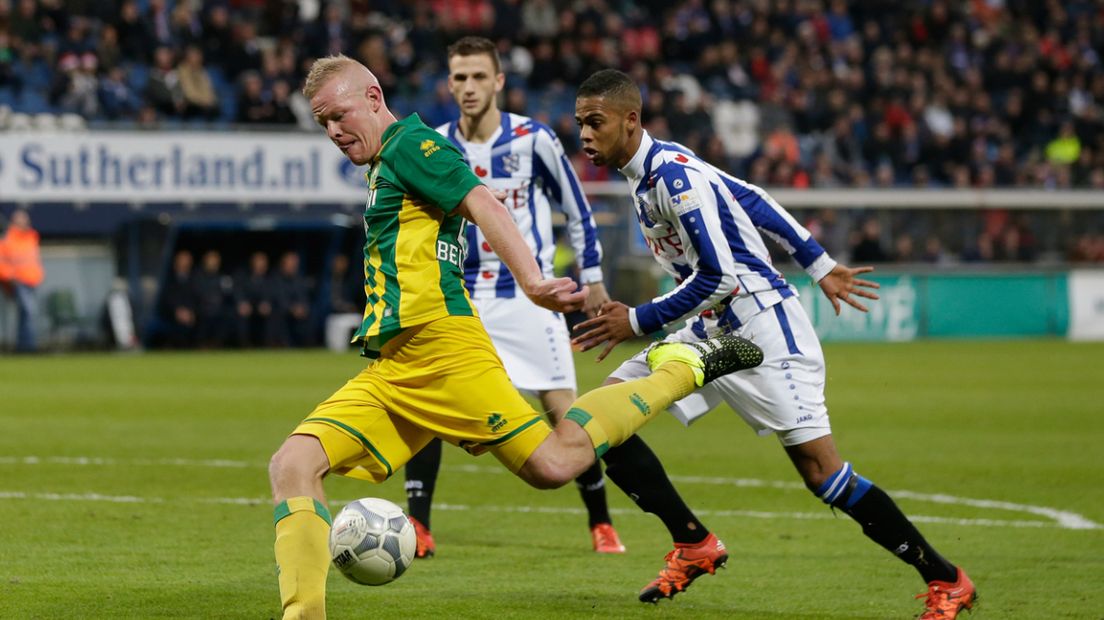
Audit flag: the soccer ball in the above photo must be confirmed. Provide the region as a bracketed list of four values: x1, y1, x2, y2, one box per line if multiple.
[329, 498, 417, 586]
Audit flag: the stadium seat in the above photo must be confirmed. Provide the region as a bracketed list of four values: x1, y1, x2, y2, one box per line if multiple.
[7, 112, 32, 130]
[58, 113, 88, 131]
[33, 113, 59, 130]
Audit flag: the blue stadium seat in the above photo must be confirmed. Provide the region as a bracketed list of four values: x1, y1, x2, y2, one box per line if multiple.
[126, 63, 149, 93]
[0, 86, 15, 108]
[17, 89, 52, 114]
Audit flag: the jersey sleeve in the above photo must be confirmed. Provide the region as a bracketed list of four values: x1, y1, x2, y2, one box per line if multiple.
[391, 126, 483, 214]
[735, 182, 836, 281]
[532, 125, 603, 283]
[629, 166, 739, 336]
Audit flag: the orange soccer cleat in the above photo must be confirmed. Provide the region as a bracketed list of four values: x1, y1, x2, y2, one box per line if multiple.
[638, 533, 727, 603]
[916, 567, 977, 619]
[590, 522, 626, 554]
[408, 516, 436, 559]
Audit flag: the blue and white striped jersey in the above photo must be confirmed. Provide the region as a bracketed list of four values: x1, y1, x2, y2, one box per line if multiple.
[437, 112, 603, 299]
[619, 131, 837, 336]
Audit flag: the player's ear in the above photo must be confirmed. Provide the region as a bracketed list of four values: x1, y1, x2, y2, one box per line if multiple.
[624, 108, 639, 132]
[495, 72, 505, 94]
[365, 84, 383, 112]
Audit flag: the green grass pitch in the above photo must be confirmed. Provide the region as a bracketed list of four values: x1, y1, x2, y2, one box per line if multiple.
[1, 340, 1102, 619]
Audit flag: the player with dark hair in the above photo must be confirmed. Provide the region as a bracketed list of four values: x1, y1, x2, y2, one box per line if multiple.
[266, 56, 763, 619]
[570, 69, 976, 618]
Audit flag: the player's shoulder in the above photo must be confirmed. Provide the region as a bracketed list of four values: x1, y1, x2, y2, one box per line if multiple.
[650, 141, 719, 192]
[508, 114, 558, 145]
[383, 115, 457, 161]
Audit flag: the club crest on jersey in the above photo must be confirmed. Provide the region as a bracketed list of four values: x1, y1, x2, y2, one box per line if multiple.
[501, 153, 521, 173]
[634, 195, 658, 227]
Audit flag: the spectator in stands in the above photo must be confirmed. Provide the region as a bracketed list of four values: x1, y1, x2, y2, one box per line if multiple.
[269, 79, 297, 125]
[850, 218, 890, 263]
[99, 66, 141, 120]
[193, 250, 233, 349]
[177, 45, 217, 120]
[0, 210, 45, 352]
[236, 71, 273, 124]
[234, 251, 278, 347]
[223, 20, 262, 80]
[200, 4, 233, 66]
[328, 253, 360, 316]
[96, 24, 123, 73]
[273, 251, 312, 347]
[113, 0, 151, 62]
[146, 46, 183, 117]
[158, 249, 198, 349]
[51, 52, 100, 118]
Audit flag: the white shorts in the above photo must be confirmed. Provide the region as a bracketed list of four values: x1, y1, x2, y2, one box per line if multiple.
[610, 296, 831, 446]
[475, 296, 577, 393]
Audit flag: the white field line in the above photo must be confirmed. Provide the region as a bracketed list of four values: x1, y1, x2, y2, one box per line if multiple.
[2, 456, 1100, 530]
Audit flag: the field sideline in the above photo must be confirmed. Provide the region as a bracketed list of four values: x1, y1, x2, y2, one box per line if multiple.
[1, 340, 1102, 618]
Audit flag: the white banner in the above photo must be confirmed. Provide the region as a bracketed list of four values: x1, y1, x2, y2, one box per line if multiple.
[0, 131, 371, 203]
[1068, 270, 1104, 341]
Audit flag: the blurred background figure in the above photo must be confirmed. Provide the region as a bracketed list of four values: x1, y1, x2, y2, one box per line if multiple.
[234, 251, 277, 348]
[193, 249, 234, 349]
[157, 249, 197, 349]
[0, 210, 45, 352]
[273, 251, 312, 348]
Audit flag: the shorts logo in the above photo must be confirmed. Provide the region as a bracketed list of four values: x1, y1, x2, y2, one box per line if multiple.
[486, 413, 508, 432]
[420, 139, 441, 158]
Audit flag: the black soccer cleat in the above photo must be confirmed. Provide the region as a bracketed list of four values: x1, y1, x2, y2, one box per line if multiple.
[646, 334, 764, 386]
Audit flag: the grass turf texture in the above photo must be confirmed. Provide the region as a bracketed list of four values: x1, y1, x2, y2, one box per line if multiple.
[1, 341, 1102, 619]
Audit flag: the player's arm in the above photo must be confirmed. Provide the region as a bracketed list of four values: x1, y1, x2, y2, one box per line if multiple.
[573, 169, 737, 360]
[391, 128, 586, 313]
[733, 179, 838, 282]
[533, 126, 608, 314]
[457, 186, 587, 313]
[628, 169, 738, 335]
[731, 180, 879, 313]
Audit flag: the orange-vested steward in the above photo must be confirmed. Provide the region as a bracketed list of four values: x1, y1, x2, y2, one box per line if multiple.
[0, 227, 44, 287]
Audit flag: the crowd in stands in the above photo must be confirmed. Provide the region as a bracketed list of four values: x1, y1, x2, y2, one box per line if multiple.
[2, 0, 1103, 263]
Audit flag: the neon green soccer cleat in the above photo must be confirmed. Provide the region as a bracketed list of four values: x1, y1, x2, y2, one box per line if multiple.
[645, 334, 763, 387]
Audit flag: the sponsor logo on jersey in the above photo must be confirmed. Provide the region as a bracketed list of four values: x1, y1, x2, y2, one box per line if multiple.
[420, 139, 441, 158]
[501, 153, 520, 173]
[670, 189, 702, 215]
[486, 413, 508, 432]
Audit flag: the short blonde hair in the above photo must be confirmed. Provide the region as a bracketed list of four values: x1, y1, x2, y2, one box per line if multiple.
[302, 54, 358, 99]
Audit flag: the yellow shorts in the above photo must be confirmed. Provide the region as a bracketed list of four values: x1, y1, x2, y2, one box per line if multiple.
[292, 315, 551, 483]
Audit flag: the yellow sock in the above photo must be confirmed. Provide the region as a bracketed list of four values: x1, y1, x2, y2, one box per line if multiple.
[565, 362, 698, 455]
[274, 497, 332, 620]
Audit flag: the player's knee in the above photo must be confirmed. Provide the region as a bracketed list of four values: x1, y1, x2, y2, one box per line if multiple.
[268, 435, 327, 487]
[812, 462, 873, 510]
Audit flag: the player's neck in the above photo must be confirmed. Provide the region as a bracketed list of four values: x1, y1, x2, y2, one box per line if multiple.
[615, 128, 645, 170]
[459, 107, 501, 144]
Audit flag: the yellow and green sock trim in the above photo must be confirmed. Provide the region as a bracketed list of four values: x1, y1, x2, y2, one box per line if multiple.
[564, 407, 610, 458]
[274, 497, 332, 527]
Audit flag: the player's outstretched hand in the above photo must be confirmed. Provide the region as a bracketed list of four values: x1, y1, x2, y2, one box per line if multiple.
[818, 264, 880, 315]
[572, 301, 634, 362]
[583, 282, 612, 318]
[524, 277, 588, 313]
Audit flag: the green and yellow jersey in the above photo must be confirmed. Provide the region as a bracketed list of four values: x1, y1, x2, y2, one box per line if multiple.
[355, 113, 484, 356]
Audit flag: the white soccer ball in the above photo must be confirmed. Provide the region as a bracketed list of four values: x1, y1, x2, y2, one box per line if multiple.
[329, 498, 417, 586]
